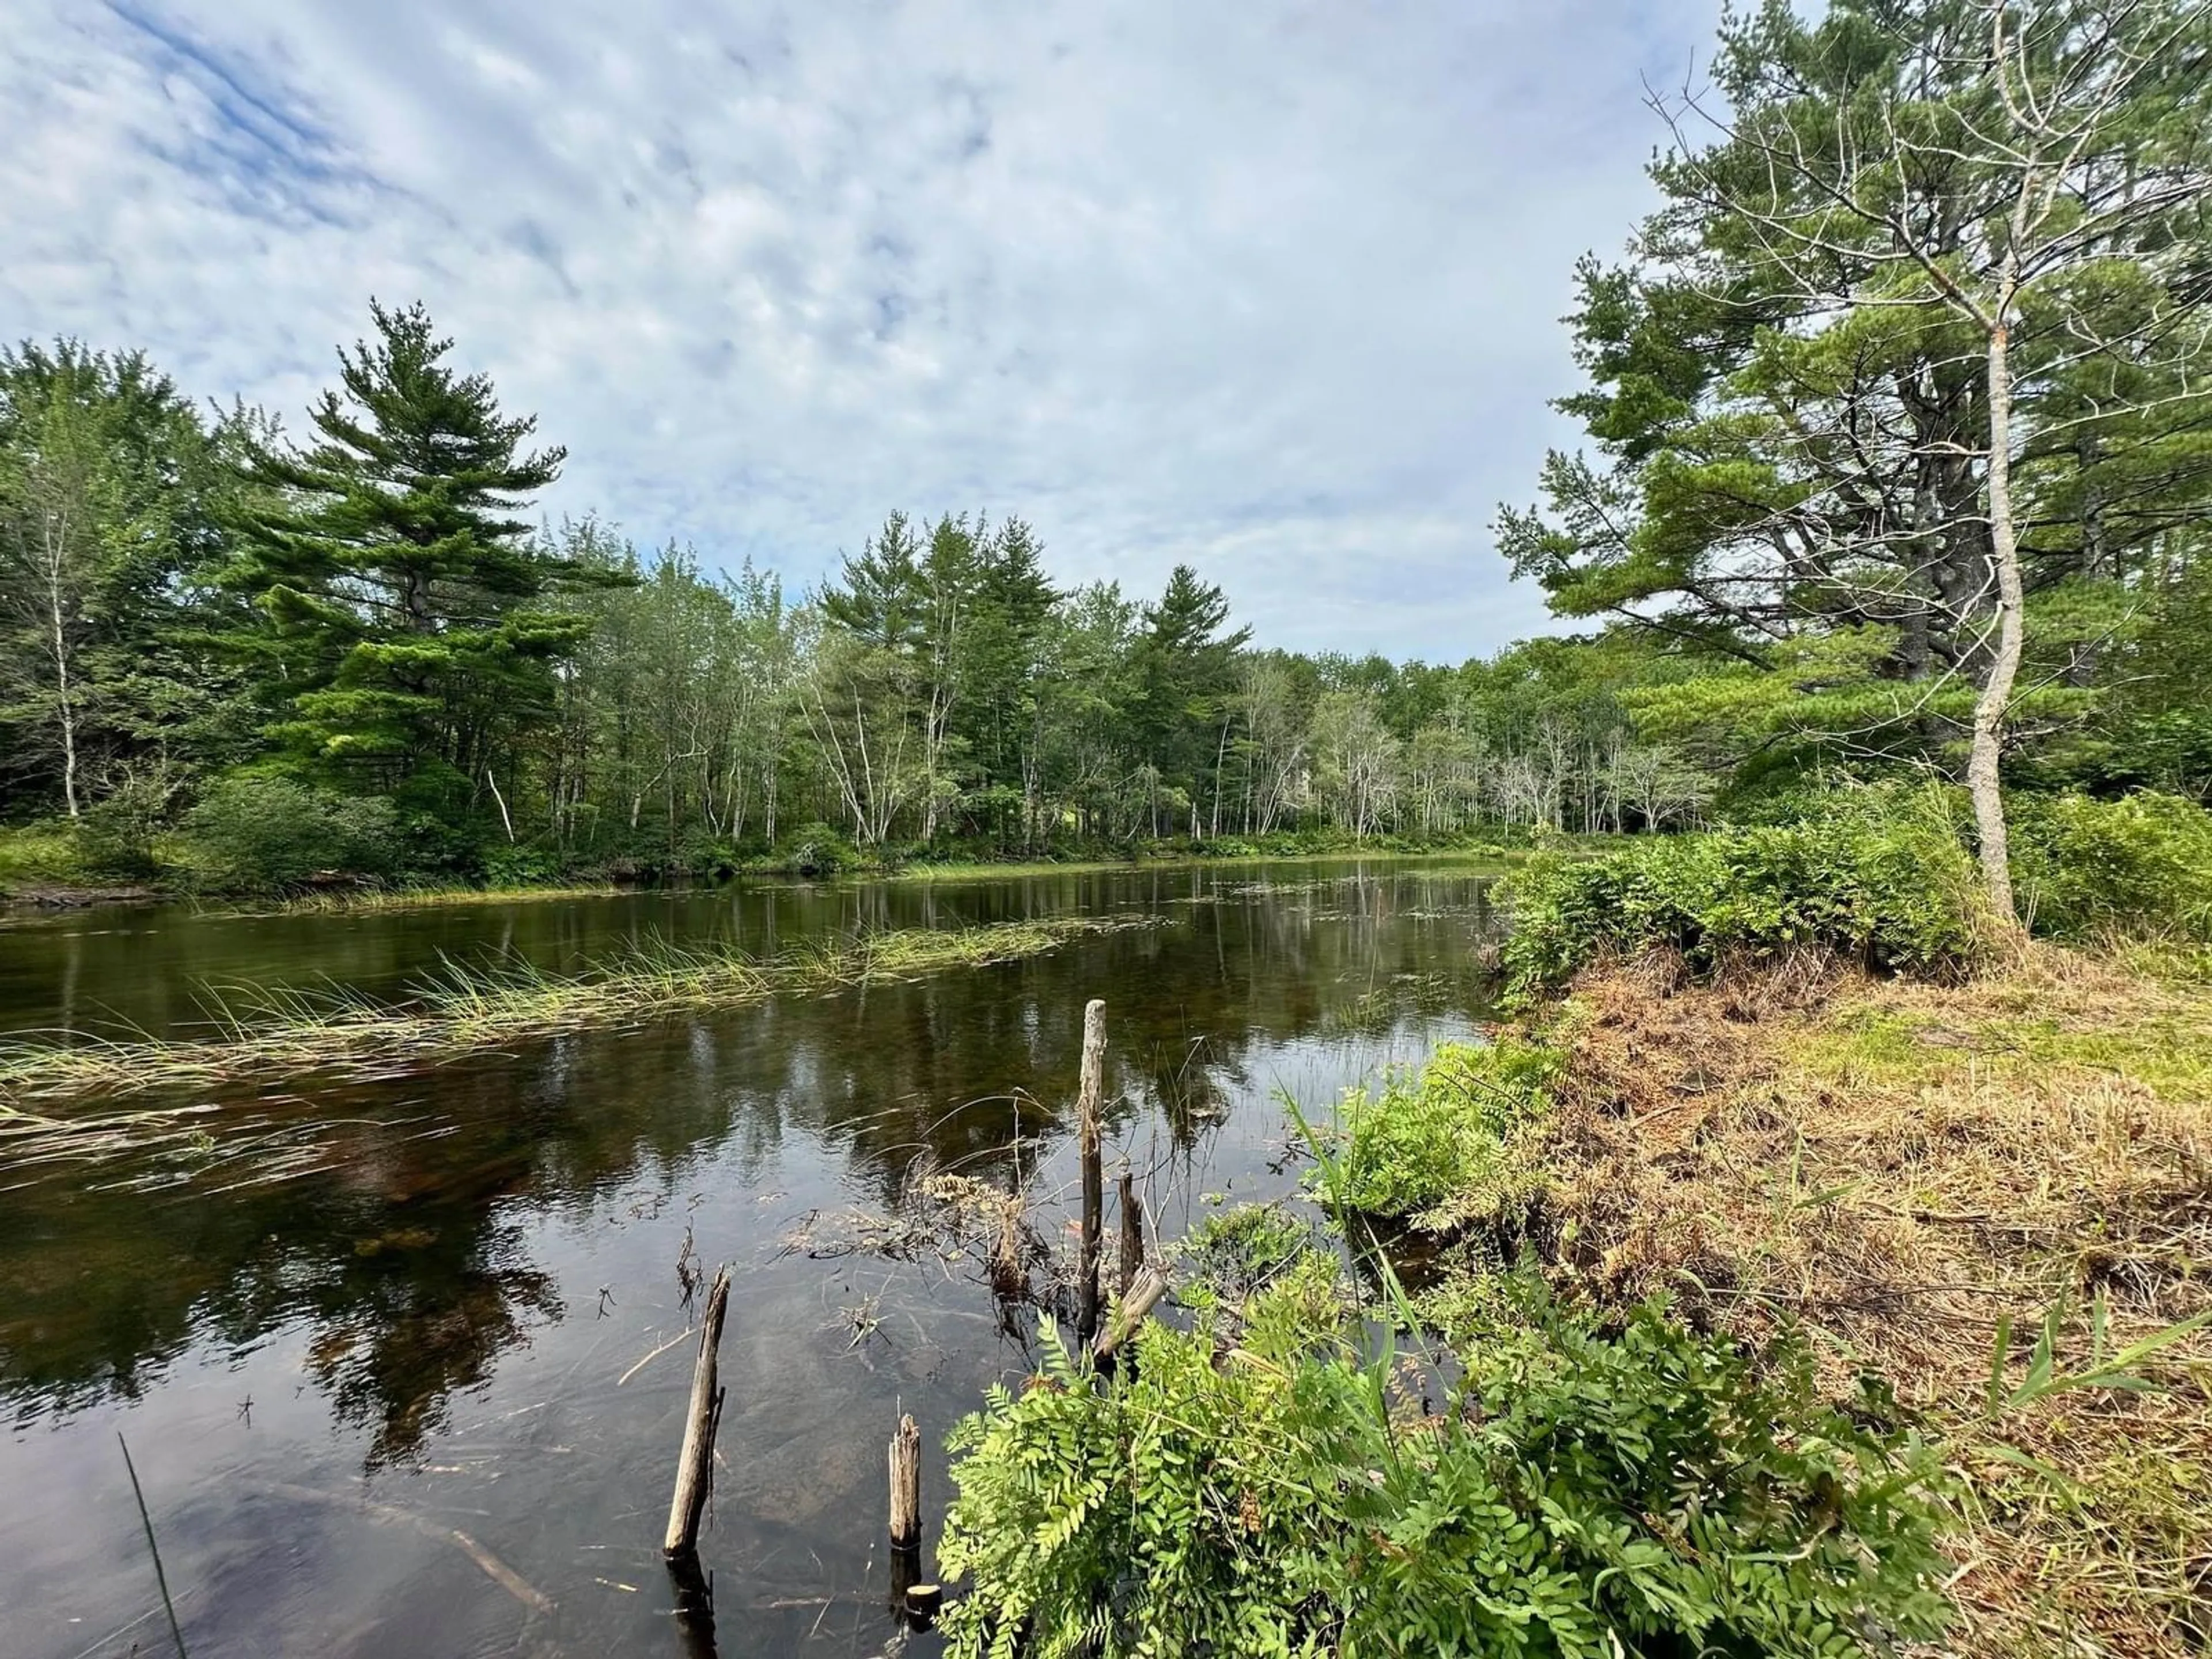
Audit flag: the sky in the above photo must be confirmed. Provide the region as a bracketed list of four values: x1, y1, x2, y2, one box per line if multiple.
[1, 0, 1721, 662]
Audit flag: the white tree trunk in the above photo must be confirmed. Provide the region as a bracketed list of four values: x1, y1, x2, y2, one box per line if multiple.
[1968, 313, 2025, 926]
[41, 510, 81, 818]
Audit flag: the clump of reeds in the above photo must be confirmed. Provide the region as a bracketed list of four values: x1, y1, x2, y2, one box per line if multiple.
[197, 882, 624, 919]
[0, 917, 1150, 1119]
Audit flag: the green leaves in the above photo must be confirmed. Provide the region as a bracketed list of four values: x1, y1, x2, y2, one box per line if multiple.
[937, 1271, 1952, 1658]
[1328, 1040, 1558, 1230]
[1499, 793, 1992, 994]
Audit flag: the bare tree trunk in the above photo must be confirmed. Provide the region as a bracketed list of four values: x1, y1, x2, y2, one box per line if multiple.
[41, 513, 81, 819]
[1968, 313, 2024, 926]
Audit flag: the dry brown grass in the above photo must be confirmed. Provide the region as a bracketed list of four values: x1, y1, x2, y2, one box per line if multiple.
[1533, 944, 2212, 1659]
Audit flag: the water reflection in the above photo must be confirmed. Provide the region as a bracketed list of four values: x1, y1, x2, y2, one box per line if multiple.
[0, 861, 1501, 1657]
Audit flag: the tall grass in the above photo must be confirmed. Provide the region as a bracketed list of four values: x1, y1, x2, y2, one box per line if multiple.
[196, 882, 624, 918]
[0, 917, 1147, 1112]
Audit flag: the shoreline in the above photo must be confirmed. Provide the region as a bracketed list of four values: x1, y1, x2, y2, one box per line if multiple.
[2, 840, 1548, 916]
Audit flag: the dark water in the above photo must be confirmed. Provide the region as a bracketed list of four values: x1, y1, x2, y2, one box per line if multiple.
[0, 862, 1503, 1659]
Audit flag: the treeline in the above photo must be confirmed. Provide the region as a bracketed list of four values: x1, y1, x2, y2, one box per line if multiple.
[0, 306, 1704, 889]
[5, 0, 2210, 903]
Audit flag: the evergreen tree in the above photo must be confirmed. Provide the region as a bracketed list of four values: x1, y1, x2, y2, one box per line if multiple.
[228, 300, 588, 813]
[1135, 566, 1252, 835]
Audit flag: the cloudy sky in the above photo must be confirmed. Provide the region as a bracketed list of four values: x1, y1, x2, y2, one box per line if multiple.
[3, 1, 1719, 661]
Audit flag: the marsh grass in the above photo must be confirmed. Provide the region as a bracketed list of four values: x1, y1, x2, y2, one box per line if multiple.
[198, 882, 625, 918]
[0, 917, 1147, 1115]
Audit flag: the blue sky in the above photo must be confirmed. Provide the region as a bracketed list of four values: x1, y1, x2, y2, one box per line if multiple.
[2, 0, 1721, 661]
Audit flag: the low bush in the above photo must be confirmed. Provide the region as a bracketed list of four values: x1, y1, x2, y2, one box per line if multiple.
[1171, 1202, 1319, 1306]
[1331, 1038, 1558, 1233]
[1501, 796, 1986, 994]
[2009, 791, 2212, 943]
[938, 1268, 1951, 1659]
[772, 821, 856, 876]
[0, 821, 90, 891]
[180, 774, 400, 891]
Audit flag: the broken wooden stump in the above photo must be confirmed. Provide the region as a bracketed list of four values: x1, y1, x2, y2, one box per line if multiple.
[888, 1412, 922, 1553]
[664, 1264, 733, 1558]
[1118, 1166, 1144, 1300]
[1093, 1262, 1170, 1368]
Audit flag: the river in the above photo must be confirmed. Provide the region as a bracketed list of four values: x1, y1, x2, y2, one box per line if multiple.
[0, 859, 1503, 1658]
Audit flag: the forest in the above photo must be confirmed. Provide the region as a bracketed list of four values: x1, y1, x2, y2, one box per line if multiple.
[0, 304, 1723, 896]
[3, 0, 2208, 914]
[3, 247, 2203, 903]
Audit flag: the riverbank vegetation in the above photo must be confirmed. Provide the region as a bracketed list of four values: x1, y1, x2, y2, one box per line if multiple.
[0, 916, 1141, 1111]
[932, 800, 2212, 1657]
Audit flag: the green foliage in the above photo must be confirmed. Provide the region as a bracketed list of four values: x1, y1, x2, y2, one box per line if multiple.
[180, 774, 399, 891]
[2009, 793, 2212, 943]
[938, 1274, 1951, 1658]
[1501, 796, 1987, 993]
[1172, 1203, 1320, 1308]
[0, 821, 89, 891]
[226, 300, 588, 800]
[1332, 1039, 1558, 1230]
[774, 821, 855, 876]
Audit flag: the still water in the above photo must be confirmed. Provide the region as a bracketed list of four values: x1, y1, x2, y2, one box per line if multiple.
[0, 861, 1503, 1658]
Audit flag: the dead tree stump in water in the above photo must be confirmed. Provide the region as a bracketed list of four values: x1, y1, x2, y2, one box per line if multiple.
[664, 1265, 732, 1560]
[888, 1412, 922, 1552]
[1077, 998, 1107, 1344]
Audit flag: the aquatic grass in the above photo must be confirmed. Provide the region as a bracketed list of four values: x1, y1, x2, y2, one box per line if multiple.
[0, 916, 1149, 1113]
[195, 882, 624, 919]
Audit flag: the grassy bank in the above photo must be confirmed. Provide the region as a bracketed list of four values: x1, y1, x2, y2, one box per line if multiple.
[1545, 947, 2210, 1656]
[0, 916, 1148, 1111]
[1320, 944, 2212, 1657]
[3, 824, 1551, 908]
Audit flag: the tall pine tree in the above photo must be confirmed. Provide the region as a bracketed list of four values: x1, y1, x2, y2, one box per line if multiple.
[229, 301, 589, 818]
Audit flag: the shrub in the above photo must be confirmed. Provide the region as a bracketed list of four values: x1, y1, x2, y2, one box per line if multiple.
[1172, 1202, 1319, 1306]
[938, 1271, 1951, 1659]
[774, 821, 854, 876]
[181, 774, 399, 891]
[2009, 791, 2212, 942]
[1501, 796, 1986, 994]
[1332, 1038, 1558, 1232]
[479, 842, 566, 888]
[0, 821, 88, 891]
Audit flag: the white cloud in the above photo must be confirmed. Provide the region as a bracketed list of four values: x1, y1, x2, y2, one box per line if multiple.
[0, 0, 1719, 660]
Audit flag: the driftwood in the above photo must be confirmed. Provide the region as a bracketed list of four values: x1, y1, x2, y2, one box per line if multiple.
[1076, 999, 1107, 1343]
[664, 1264, 733, 1558]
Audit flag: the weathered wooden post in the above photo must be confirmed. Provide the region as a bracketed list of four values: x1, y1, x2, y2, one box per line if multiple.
[664, 1266, 733, 1557]
[1118, 1167, 1145, 1300]
[1077, 998, 1107, 1344]
[887, 1412, 941, 1627]
[888, 1412, 922, 1552]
